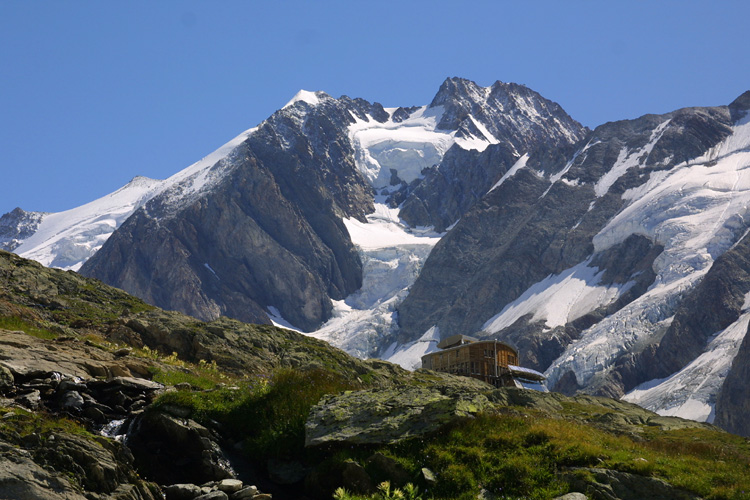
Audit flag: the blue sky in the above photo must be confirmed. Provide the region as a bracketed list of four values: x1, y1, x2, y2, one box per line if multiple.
[2, 1, 749, 216]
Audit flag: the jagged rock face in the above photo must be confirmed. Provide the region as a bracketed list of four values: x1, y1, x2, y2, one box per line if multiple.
[704, 231, 750, 437]
[429, 78, 586, 151]
[81, 95, 379, 331]
[396, 144, 622, 343]
[716, 322, 750, 436]
[399, 78, 588, 231]
[0, 207, 45, 252]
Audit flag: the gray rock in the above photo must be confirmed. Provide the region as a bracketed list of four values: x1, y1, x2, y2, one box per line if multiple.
[36, 432, 127, 493]
[60, 390, 85, 410]
[108, 376, 164, 392]
[58, 378, 87, 393]
[80, 93, 381, 331]
[125, 410, 234, 486]
[16, 389, 41, 409]
[114, 347, 132, 357]
[305, 385, 492, 446]
[561, 467, 701, 500]
[229, 486, 257, 500]
[194, 492, 228, 500]
[164, 483, 203, 500]
[0, 364, 14, 393]
[0, 442, 88, 500]
[400, 78, 587, 231]
[216, 479, 243, 493]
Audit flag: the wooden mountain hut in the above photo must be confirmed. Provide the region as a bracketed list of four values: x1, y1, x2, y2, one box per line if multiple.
[420, 334, 545, 389]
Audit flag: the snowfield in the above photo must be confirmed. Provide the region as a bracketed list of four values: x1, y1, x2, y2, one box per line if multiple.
[348, 104, 501, 190]
[307, 201, 442, 359]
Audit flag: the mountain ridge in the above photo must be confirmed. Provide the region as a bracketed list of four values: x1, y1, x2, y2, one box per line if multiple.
[4, 79, 750, 434]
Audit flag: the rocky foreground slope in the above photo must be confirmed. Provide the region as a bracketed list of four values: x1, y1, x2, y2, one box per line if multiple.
[2, 250, 750, 500]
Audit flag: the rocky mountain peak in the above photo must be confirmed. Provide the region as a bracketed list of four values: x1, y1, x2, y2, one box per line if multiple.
[429, 77, 488, 111]
[427, 77, 587, 153]
[0, 207, 46, 252]
[729, 90, 750, 122]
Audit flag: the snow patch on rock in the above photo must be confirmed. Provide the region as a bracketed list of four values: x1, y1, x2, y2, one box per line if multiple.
[382, 326, 442, 371]
[482, 259, 634, 333]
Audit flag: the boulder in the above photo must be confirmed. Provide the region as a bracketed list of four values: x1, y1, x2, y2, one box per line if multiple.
[0, 364, 14, 393]
[16, 389, 41, 409]
[60, 390, 85, 410]
[561, 467, 701, 500]
[216, 479, 243, 493]
[230, 486, 258, 499]
[305, 385, 491, 446]
[126, 410, 235, 485]
[36, 432, 129, 493]
[194, 492, 228, 500]
[0, 441, 88, 500]
[164, 483, 203, 500]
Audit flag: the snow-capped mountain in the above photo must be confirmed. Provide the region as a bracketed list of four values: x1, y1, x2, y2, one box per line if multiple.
[75, 78, 584, 332]
[0, 126, 256, 271]
[4, 78, 750, 435]
[392, 88, 750, 434]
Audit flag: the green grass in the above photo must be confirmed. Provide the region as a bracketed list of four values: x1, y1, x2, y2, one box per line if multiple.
[334, 482, 425, 500]
[0, 406, 93, 442]
[148, 356, 230, 390]
[154, 367, 361, 460]
[319, 410, 750, 500]
[0, 315, 57, 339]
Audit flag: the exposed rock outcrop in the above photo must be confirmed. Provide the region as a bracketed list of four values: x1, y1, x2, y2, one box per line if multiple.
[125, 410, 234, 486]
[81, 94, 382, 331]
[305, 381, 493, 446]
[561, 467, 701, 500]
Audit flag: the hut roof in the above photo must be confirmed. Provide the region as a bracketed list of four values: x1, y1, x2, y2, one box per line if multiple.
[437, 334, 478, 349]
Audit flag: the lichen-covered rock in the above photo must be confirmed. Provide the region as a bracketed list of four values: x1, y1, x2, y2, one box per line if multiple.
[0, 365, 13, 393]
[305, 385, 492, 446]
[0, 434, 160, 500]
[35, 432, 133, 494]
[560, 467, 701, 500]
[0, 441, 88, 500]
